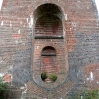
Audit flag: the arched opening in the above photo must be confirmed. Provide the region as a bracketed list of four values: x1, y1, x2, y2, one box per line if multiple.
[33, 3, 68, 87]
[35, 14, 63, 37]
[41, 46, 56, 56]
[41, 46, 57, 83]
[34, 3, 63, 21]
[34, 3, 63, 38]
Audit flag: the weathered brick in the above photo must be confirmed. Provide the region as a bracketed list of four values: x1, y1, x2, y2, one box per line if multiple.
[0, 0, 99, 98]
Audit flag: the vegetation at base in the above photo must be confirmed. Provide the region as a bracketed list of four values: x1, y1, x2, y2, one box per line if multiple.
[0, 77, 10, 99]
[41, 72, 47, 81]
[49, 73, 57, 82]
[67, 89, 99, 99]
[85, 90, 99, 99]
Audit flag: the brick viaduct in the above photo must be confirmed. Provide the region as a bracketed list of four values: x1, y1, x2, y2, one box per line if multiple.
[0, 0, 99, 98]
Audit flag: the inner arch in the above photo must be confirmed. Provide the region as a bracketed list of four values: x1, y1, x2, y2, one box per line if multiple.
[34, 3, 63, 21]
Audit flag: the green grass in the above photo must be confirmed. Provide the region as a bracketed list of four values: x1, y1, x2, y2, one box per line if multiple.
[67, 89, 99, 99]
[41, 72, 47, 81]
[49, 73, 57, 82]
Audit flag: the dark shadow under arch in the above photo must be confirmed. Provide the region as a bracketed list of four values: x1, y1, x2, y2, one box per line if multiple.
[41, 46, 56, 56]
[34, 3, 63, 21]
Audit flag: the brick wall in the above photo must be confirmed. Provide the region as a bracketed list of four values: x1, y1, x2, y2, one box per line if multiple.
[0, 0, 99, 98]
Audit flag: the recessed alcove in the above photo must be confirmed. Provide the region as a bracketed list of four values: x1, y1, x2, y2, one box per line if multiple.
[34, 3, 63, 38]
[41, 46, 57, 83]
[33, 3, 68, 88]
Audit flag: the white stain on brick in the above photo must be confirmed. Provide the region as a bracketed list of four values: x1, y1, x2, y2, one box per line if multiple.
[21, 84, 27, 99]
[89, 72, 94, 81]
[20, 87, 25, 90]
[87, 6, 89, 9]
[26, 18, 28, 23]
[97, 82, 99, 84]
[87, 78, 89, 81]
[1, 21, 3, 26]
[86, 72, 94, 81]
[65, 14, 68, 20]
[0, 60, 3, 64]
[36, 46, 39, 49]
[18, 29, 20, 34]
[10, 21, 12, 27]
[95, 0, 99, 14]
[29, 15, 33, 28]
[0, 0, 3, 11]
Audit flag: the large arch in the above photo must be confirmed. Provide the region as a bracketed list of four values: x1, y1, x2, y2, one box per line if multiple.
[32, 3, 68, 89]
